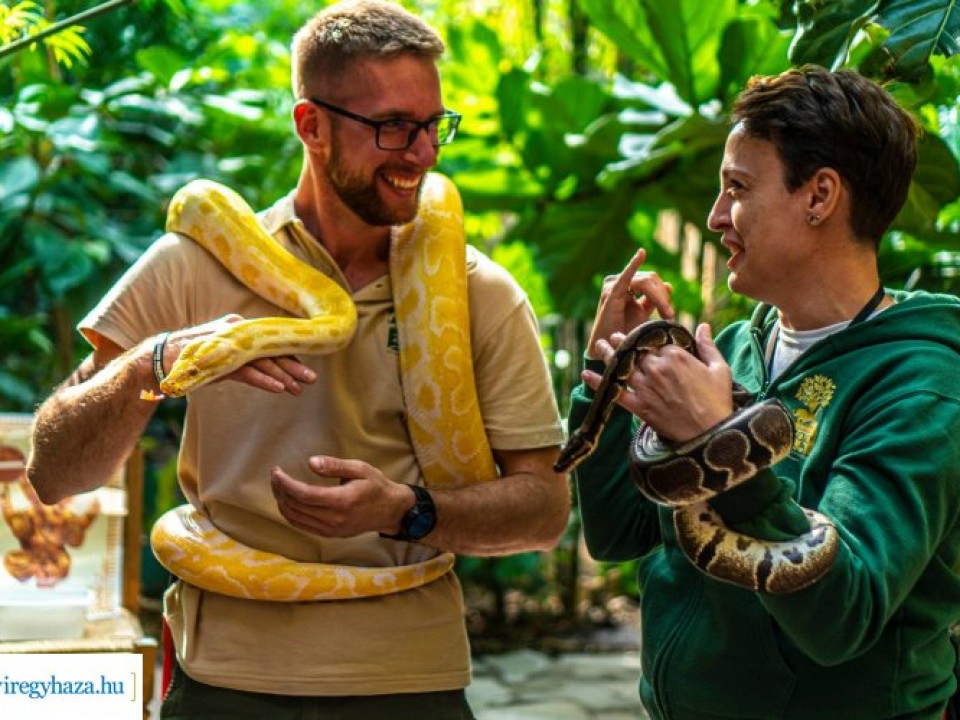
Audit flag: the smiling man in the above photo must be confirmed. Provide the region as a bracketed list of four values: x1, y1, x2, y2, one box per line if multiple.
[569, 67, 960, 719]
[25, 2, 570, 718]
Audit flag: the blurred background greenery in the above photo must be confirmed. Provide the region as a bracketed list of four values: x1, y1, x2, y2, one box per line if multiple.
[3, 0, 960, 645]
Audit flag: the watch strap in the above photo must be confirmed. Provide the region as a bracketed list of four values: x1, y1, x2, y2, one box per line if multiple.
[379, 484, 436, 542]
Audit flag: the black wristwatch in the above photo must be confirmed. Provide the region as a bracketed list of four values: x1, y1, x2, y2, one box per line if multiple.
[379, 484, 436, 542]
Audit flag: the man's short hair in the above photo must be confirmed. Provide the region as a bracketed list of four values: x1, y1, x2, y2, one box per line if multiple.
[292, 0, 445, 99]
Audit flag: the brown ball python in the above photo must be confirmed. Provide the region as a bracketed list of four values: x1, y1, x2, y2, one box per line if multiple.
[555, 320, 838, 594]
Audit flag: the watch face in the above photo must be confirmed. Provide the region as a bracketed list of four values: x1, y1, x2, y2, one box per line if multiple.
[407, 510, 435, 539]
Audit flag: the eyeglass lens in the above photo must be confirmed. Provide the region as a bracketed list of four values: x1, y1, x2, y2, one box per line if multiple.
[378, 116, 458, 150]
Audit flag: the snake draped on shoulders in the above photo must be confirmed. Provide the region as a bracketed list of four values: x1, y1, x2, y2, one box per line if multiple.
[150, 174, 495, 602]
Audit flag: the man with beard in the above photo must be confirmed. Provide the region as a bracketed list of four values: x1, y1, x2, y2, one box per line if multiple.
[25, 2, 569, 718]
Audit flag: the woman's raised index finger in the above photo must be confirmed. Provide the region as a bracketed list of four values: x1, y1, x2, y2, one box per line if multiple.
[610, 248, 647, 296]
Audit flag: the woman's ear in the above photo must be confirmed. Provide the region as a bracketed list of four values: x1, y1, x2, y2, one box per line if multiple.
[806, 167, 842, 226]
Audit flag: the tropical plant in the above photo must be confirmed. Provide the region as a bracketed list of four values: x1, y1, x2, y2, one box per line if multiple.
[446, 0, 960, 323]
[0, 0, 91, 66]
[3, 0, 960, 623]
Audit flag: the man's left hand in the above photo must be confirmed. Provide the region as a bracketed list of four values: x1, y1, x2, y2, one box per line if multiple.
[271, 456, 412, 538]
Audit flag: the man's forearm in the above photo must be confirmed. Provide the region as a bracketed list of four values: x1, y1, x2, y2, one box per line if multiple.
[27, 342, 158, 504]
[426, 469, 571, 556]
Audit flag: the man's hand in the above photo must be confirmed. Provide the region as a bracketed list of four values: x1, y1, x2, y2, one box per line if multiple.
[163, 315, 317, 395]
[270, 456, 412, 538]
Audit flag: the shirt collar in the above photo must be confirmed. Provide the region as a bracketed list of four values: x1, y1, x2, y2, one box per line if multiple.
[257, 192, 299, 236]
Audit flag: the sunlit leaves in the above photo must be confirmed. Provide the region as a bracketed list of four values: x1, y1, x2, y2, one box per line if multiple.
[0, 0, 42, 44]
[0, 1, 91, 67]
[33, 22, 91, 67]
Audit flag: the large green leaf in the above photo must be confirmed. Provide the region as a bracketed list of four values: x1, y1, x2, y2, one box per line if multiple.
[639, 0, 737, 105]
[136, 45, 190, 87]
[497, 73, 616, 192]
[789, 0, 879, 68]
[496, 67, 532, 141]
[510, 186, 639, 318]
[790, 0, 960, 78]
[878, 0, 960, 79]
[894, 131, 960, 233]
[578, 0, 670, 80]
[915, 131, 960, 206]
[599, 113, 729, 189]
[717, 16, 792, 103]
[536, 75, 611, 133]
[527, 75, 614, 188]
[579, 0, 737, 106]
[444, 20, 502, 97]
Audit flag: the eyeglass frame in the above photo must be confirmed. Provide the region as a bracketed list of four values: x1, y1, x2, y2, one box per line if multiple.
[307, 97, 462, 151]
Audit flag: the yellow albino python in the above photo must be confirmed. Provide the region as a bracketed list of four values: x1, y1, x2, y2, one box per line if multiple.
[150, 174, 496, 602]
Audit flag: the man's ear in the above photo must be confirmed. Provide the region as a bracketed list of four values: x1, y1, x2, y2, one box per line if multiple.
[293, 100, 327, 151]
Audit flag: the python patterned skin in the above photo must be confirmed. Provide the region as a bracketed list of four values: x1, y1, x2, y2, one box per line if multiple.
[151, 506, 455, 601]
[150, 174, 494, 601]
[556, 320, 839, 594]
[159, 180, 358, 397]
[390, 176, 496, 488]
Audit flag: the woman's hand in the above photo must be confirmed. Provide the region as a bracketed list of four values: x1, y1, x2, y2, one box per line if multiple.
[585, 323, 735, 442]
[586, 248, 675, 360]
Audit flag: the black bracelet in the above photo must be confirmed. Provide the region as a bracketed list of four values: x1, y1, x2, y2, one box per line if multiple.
[152, 332, 171, 387]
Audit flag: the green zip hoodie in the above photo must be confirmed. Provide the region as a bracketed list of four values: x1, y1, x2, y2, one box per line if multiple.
[570, 290, 960, 719]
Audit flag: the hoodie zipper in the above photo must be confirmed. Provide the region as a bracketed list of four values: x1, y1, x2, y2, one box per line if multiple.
[649, 540, 704, 718]
[751, 324, 774, 399]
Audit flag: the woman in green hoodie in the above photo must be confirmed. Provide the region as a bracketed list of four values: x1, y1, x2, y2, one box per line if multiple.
[569, 66, 960, 719]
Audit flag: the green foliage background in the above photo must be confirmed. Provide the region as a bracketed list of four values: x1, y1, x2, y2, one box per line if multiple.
[3, 0, 960, 617]
[4, 0, 960, 406]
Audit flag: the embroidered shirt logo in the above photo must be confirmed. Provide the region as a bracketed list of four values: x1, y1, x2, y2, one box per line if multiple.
[792, 374, 836, 455]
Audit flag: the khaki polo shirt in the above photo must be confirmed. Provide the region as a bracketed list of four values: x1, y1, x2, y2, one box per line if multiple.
[80, 193, 564, 695]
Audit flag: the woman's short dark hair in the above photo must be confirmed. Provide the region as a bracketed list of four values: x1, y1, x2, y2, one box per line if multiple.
[731, 65, 919, 243]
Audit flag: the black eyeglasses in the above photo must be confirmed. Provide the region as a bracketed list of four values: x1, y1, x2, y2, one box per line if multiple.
[309, 98, 461, 151]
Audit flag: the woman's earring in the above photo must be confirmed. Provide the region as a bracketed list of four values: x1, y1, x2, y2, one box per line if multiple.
[807, 214, 821, 226]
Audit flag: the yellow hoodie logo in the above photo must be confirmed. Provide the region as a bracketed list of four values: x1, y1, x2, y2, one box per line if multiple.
[792, 374, 836, 455]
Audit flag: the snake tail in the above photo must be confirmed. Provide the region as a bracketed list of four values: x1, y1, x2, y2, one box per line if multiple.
[674, 504, 839, 594]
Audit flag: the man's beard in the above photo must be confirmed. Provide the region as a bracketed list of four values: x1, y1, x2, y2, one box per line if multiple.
[327, 145, 422, 226]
